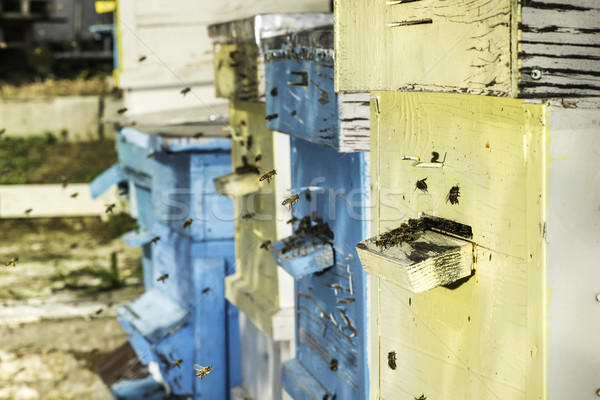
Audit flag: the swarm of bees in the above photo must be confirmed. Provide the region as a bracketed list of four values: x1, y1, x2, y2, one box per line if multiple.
[157, 273, 169, 282]
[282, 194, 300, 211]
[5, 257, 18, 267]
[375, 219, 426, 249]
[388, 351, 397, 370]
[194, 364, 212, 380]
[259, 169, 276, 184]
[446, 185, 460, 205]
[416, 178, 428, 193]
[183, 218, 193, 229]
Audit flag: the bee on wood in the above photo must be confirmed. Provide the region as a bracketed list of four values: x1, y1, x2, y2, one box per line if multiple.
[446, 185, 460, 205]
[329, 359, 338, 371]
[241, 212, 256, 220]
[265, 114, 278, 121]
[138, 55, 147, 62]
[24, 208, 33, 215]
[157, 273, 169, 283]
[117, 107, 128, 115]
[194, 364, 213, 380]
[388, 351, 397, 370]
[183, 218, 193, 228]
[105, 203, 116, 213]
[415, 395, 427, 400]
[260, 240, 271, 251]
[245, 135, 253, 150]
[416, 178, 428, 193]
[254, 154, 262, 163]
[282, 194, 300, 210]
[305, 188, 311, 201]
[5, 257, 18, 267]
[146, 151, 156, 159]
[70, 192, 79, 198]
[180, 87, 191, 96]
[287, 217, 298, 225]
[150, 236, 160, 244]
[95, 308, 103, 315]
[259, 169, 277, 184]
[172, 359, 183, 369]
[193, 132, 204, 138]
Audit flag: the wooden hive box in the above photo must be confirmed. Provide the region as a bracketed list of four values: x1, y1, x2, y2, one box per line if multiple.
[263, 27, 370, 152]
[208, 13, 333, 103]
[334, 0, 600, 98]
[362, 91, 600, 399]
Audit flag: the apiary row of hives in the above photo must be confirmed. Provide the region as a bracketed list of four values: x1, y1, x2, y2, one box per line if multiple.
[93, 1, 599, 399]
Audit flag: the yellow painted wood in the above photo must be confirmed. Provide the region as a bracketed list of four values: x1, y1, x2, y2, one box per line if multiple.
[95, 1, 115, 13]
[334, 0, 519, 96]
[368, 92, 547, 399]
[224, 101, 293, 338]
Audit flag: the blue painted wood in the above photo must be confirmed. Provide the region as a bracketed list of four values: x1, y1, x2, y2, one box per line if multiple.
[271, 235, 334, 278]
[121, 229, 154, 248]
[111, 376, 169, 400]
[120, 127, 231, 154]
[265, 31, 341, 150]
[151, 150, 235, 241]
[121, 229, 155, 290]
[132, 183, 154, 230]
[116, 130, 153, 188]
[282, 359, 332, 400]
[89, 162, 124, 199]
[281, 137, 370, 399]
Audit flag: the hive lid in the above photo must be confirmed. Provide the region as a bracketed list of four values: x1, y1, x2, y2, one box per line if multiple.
[208, 13, 333, 45]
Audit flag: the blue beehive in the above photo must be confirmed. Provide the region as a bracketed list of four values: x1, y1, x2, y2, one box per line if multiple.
[91, 110, 241, 399]
[264, 28, 371, 399]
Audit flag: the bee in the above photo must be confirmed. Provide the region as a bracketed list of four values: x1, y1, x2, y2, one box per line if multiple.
[329, 359, 338, 371]
[254, 154, 262, 162]
[259, 169, 277, 184]
[193, 132, 204, 138]
[194, 364, 213, 380]
[138, 55, 147, 62]
[260, 240, 271, 250]
[70, 192, 79, 198]
[282, 194, 300, 210]
[446, 185, 460, 205]
[172, 359, 183, 369]
[95, 308, 103, 315]
[105, 203, 116, 213]
[388, 351, 397, 370]
[415, 395, 427, 400]
[180, 87, 191, 96]
[146, 151, 156, 159]
[305, 188, 311, 201]
[265, 114, 278, 121]
[157, 273, 169, 282]
[61, 176, 69, 188]
[5, 257, 18, 267]
[117, 107, 128, 115]
[24, 208, 33, 215]
[241, 212, 256, 220]
[286, 217, 298, 225]
[416, 178, 428, 193]
[150, 236, 160, 244]
[183, 218, 193, 228]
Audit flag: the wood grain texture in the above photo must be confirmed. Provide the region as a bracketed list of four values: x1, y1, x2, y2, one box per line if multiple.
[369, 92, 547, 399]
[223, 101, 293, 338]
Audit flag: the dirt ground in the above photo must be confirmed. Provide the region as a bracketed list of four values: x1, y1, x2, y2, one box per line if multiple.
[0, 217, 146, 400]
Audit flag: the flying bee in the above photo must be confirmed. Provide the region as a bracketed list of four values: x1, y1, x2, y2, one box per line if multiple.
[138, 55, 147, 62]
[70, 192, 79, 198]
[172, 359, 183, 369]
[388, 351, 397, 370]
[194, 364, 213, 380]
[416, 178, 428, 193]
[183, 218, 193, 228]
[95, 308, 103, 315]
[105, 203, 116, 213]
[117, 107, 128, 115]
[415, 395, 427, 400]
[282, 194, 300, 211]
[305, 188, 311, 201]
[260, 240, 271, 250]
[5, 257, 18, 267]
[254, 154, 262, 162]
[286, 216, 298, 225]
[241, 212, 256, 220]
[180, 87, 191, 96]
[24, 208, 33, 215]
[446, 185, 460, 205]
[150, 236, 160, 244]
[146, 151, 156, 159]
[157, 273, 169, 282]
[259, 169, 277, 184]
